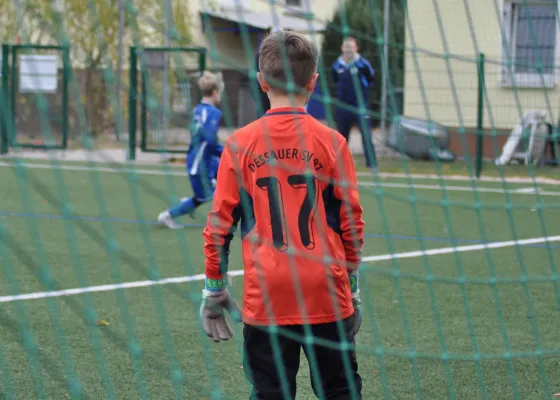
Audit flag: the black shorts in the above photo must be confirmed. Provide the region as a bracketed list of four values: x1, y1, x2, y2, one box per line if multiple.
[243, 316, 362, 400]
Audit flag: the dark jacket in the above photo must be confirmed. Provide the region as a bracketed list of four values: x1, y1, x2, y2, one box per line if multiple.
[332, 55, 374, 108]
[254, 52, 271, 115]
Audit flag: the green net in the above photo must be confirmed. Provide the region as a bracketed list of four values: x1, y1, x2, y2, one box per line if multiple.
[0, 0, 560, 398]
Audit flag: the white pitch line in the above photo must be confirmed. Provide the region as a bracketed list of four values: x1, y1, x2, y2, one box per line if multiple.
[0, 271, 246, 303]
[0, 161, 186, 177]
[357, 171, 560, 185]
[1, 235, 559, 304]
[357, 181, 560, 196]
[0, 161, 558, 196]
[510, 187, 539, 194]
[362, 235, 560, 262]
[2, 160, 559, 186]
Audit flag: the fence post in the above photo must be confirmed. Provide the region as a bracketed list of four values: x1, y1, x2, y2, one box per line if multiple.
[475, 52, 485, 178]
[140, 60, 147, 152]
[0, 44, 9, 155]
[61, 46, 70, 149]
[198, 48, 207, 104]
[199, 47, 206, 73]
[9, 45, 17, 147]
[128, 46, 137, 161]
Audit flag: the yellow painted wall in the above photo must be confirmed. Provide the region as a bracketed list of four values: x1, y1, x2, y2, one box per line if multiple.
[404, 0, 559, 129]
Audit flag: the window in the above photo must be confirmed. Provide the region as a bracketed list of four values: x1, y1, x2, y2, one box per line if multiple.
[283, 0, 311, 12]
[502, 1, 558, 88]
[285, 0, 302, 6]
[282, 0, 311, 17]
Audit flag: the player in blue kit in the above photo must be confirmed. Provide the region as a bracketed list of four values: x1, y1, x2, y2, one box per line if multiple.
[157, 71, 224, 229]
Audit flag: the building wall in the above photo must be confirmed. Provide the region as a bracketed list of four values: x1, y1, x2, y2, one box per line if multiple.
[185, 0, 338, 127]
[0, 0, 337, 134]
[248, 0, 336, 49]
[191, 0, 337, 69]
[403, 0, 559, 138]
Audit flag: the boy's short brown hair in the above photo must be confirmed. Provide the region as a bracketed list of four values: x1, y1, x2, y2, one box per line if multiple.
[198, 71, 221, 97]
[258, 31, 317, 94]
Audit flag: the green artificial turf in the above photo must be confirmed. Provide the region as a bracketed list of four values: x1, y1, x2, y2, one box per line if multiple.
[0, 160, 559, 399]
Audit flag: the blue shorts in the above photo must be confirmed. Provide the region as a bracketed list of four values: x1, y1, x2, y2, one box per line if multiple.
[186, 156, 219, 202]
[189, 173, 216, 202]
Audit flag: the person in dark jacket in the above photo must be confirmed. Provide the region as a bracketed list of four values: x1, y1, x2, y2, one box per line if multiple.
[332, 37, 377, 168]
[254, 51, 271, 115]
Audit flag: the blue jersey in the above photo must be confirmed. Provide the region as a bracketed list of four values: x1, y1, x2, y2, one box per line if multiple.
[187, 102, 223, 177]
[332, 55, 374, 107]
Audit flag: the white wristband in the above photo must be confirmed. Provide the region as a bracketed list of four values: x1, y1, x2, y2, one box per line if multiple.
[202, 288, 224, 297]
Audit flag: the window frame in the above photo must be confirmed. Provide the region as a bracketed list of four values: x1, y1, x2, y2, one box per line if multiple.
[501, 0, 560, 88]
[280, 0, 308, 12]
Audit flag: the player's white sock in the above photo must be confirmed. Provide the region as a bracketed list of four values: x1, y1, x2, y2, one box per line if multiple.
[157, 211, 183, 230]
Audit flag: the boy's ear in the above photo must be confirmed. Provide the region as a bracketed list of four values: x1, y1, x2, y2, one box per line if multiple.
[257, 72, 270, 93]
[305, 73, 319, 93]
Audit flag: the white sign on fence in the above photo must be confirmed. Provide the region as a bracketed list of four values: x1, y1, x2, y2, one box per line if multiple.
[19, 54, 58, 93]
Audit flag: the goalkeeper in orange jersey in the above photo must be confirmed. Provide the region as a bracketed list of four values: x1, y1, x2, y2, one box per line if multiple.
[200, 31, 364, 399]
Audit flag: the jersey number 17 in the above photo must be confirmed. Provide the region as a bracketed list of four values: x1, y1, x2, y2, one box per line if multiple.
[256, 174, 319, 252]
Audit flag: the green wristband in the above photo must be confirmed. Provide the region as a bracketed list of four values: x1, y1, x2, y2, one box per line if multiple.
[349, 272, 359, 294]
[205, 277, 227, 292]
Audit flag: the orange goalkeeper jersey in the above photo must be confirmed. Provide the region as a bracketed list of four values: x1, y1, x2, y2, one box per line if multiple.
[203, 107, 364, 326]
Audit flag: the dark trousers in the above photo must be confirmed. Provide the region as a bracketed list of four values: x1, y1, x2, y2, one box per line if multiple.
[336, 108, 377, 168]
[243, 316, 362, 400]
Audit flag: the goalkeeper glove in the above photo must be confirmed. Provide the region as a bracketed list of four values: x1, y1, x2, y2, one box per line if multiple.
[349, 271, 362, 338]
[200, 277, 242, 342]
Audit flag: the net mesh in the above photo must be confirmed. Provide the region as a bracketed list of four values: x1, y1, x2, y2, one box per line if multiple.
[0, 0, 560, 399]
